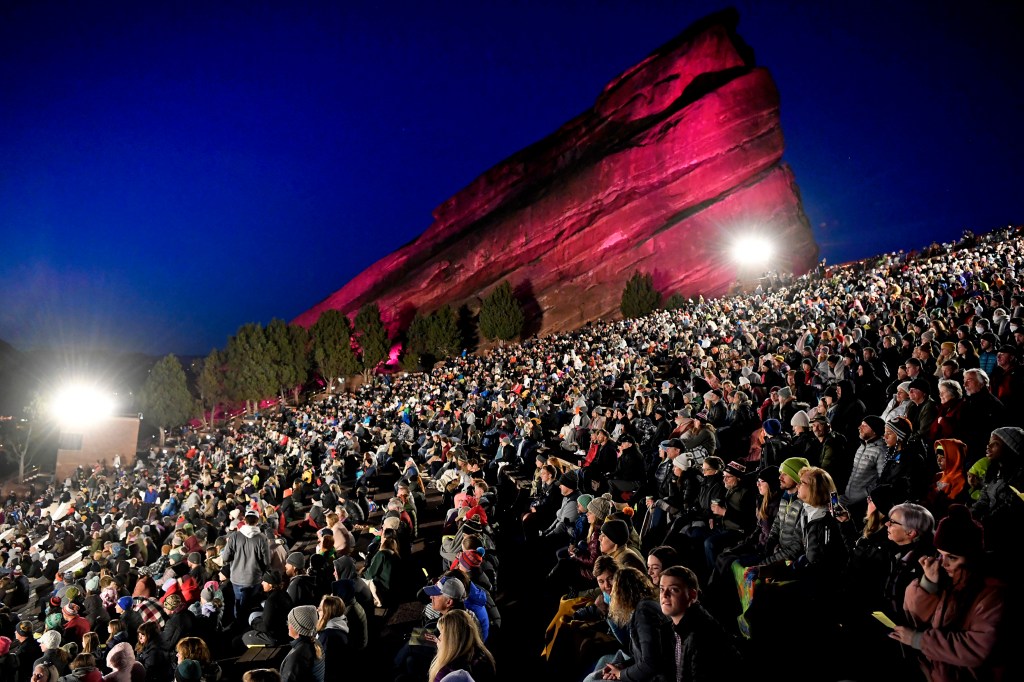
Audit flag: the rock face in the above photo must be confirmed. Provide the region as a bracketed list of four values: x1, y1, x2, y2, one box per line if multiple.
[294, 9, 817, 339]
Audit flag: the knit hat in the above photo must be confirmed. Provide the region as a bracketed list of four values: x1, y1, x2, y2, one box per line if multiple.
[587, 495, 614, 520]
[790, 411, 810, 428]
[287, 605, 319, 637]
[779, 457, 810, 484]
[16, 620, 34, 637]
[897, 381, 912, 395]
[39, 630, 61, 650]
[908, 378, 931, 393]
[600, 519, 629, 547]
[175, 659, 203, 682]
[577, 494, 594, 510]
[694, 410, 710, 421]
[286, 552, 305, 570]
[672, 453, 691, 471]
[163, 593, 183, 612]
[557, 473, 578, 491]
[968, 457, 991, 479]
[933, 505, 984, 558]
[86, 576, 100, 593]
[0, 636, 11, 656]
[777, 387, 792, 400]
[45, 612, 63, 631]
[117, 596, 133, 611]
[992, 427, 1024, 457]
[261, 570, 282, 586]
[862, 415, 885, 439]
[762, 419, 782, 437]
[757, 466, 781, 493]
[724, 460, 748, 478]
[187, 552, 202, 565]
[62, 601, 80, 618]
[885, 417, 913, 441]
[866, 484, 898, 517]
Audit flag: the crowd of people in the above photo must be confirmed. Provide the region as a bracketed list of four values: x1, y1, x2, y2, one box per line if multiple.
[1, 225, 1023, 682]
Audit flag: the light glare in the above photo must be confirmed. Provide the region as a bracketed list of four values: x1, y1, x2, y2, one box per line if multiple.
[51, 385, 116, 426]
[731, 235, 775, 265]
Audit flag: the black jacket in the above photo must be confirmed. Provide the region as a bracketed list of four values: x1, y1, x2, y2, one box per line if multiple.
[280, 636, 325, 682]
[673, 603, 744, 682]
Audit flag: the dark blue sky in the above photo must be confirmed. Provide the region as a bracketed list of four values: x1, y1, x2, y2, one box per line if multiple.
[2, 1, 1022, 356]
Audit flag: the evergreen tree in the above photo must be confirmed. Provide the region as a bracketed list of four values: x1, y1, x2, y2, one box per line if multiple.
[399, 350, 421, 373]
[620, 272, 661, 319]
[427, 305, 462, 359]
[196, 348, 228, 427]
[226, 322, 274, 413]
[405, 312, 432, 357]
[266, 318, 310, 403]
[664, 293, 687, 310]
[354, 303, 389, 380]
[478, 280, 525, 343]
[140, 354, 195, 445]
[311, 309, 360, 393]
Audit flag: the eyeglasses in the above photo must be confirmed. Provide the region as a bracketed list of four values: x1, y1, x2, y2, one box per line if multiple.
[885, 518, 903, 527]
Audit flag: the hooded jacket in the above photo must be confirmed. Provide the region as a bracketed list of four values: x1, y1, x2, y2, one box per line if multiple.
[219, 524, 271, 587]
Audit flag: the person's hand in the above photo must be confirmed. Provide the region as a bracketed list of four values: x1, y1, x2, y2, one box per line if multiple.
[889, 625, 917, 645]
[601, 663, 622, 680]
[646, 497, 654, 509]
[710, 502, 725, 516]
[919, 554, 941, 583]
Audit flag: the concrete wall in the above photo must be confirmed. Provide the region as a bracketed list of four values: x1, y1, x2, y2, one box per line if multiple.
[55, 416, 139, 480]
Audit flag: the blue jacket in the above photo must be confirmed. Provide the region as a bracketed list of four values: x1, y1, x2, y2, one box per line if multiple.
[466, 582, 491, 642]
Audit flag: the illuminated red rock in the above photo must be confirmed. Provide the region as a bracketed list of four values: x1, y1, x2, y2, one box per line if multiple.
[294, 9, 817, 339]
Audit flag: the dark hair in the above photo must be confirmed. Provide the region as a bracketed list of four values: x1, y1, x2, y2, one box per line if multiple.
[648, 545, 680, 569]
[660, 564, 700, 594]
[592, 554, 618, 578]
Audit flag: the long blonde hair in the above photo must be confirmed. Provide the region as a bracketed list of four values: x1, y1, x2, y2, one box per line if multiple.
[427, 610, 495, 682]
[608, 566, 657, 626]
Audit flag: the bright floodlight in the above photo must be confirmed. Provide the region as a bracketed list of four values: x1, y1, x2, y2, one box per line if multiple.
[51, 385, 116, 426]
[731, 235, 775, 266]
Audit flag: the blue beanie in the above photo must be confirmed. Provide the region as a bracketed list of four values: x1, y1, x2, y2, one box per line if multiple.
[763, 419, 782, 436]
[117, 596, 133, 611]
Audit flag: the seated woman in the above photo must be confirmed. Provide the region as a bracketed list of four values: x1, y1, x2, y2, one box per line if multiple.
[583, 567, 674, 682]
[426, 609, 496, 682]
[893, 505, 1007, 681]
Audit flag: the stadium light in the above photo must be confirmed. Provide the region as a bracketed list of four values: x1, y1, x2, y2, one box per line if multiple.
[730, 234, 775, 266]
[51, 384, 116, 427]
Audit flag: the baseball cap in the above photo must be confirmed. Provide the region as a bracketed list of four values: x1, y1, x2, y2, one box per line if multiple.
[423, 576, 466, 600]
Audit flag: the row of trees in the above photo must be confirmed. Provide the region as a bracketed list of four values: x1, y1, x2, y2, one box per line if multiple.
[139, 282, 528, 441]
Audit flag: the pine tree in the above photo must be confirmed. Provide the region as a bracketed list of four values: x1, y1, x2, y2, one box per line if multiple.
[139, 354, 195, 445]
[478, 280, 525, 343]
[226, 323, 274, 413]
[664, 293, 687, 310]
[265, 319, 310, 403]
[354, 303, 389, 380]
[405, 312, 432, 357]
[427, 305, 462, 358]
[196, 348, 228, 427]
[620, 272, 661, 319]
[311, 309, 360, 393]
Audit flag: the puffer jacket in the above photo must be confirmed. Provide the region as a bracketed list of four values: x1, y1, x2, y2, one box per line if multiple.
[764, 492, 804, 564]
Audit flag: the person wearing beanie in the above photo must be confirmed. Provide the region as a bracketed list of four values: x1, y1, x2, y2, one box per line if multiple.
[881, 381, 912, 423]
[586, 494, 614, 523]
[905, 377, 938, 440]
[280, 605, 325, 682]
[539, 471, 581, 541]
[599, 519, 645, 573]
[241, 570, 294, 648]
[839, 411, 897, 518]
[161, 592, 196, 654]
[175, 659, 203, 682]
[970, 426, 1024, 562]
[877, 416, 929, 503]
[895, 505, 1005, 682]
[966, 457, 991, 502]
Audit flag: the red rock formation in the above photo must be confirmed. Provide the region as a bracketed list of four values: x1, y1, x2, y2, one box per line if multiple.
[294, 9, 817, 339]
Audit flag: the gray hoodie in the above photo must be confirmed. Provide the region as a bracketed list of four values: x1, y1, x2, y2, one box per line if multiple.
[219, 523, 270, 587]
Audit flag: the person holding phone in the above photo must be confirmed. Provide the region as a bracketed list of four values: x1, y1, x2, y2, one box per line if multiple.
[893, 505, 1007, 681]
